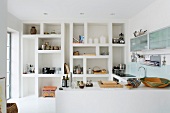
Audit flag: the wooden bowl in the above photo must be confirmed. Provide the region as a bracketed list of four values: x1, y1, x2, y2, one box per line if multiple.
[140, 77, 170, 88]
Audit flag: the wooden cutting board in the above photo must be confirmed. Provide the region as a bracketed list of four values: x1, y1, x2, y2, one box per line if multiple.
[98, 81, 123, 88]
[102, 81, 117, 85]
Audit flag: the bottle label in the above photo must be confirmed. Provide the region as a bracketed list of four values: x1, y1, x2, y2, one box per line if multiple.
[62, 80, 65, 87]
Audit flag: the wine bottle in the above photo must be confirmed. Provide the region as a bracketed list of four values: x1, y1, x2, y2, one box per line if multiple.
[66, 74, 69, 87]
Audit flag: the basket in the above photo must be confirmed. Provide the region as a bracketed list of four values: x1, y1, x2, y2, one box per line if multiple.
[140, 77, 170, 88]
[7, 103, 18, 113]
[42, 86, 57, 97]
[92, 66, 107, 74]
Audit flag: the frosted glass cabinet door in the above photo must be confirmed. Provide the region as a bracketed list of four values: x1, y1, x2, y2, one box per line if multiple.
[130, 34, 148, 52]
[167, 27, 170, 47]
[130, 38, 138, 51]
[149, 27, 170, 49]
[138, 35, 147, 50]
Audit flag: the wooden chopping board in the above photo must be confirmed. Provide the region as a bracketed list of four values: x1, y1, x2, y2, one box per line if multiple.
[102, 81, 117, 85]
[98, 81, 123, 88]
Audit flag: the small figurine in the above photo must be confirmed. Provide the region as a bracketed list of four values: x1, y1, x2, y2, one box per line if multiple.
[134, 31, 137, 37]
[162, 56, 166, 66]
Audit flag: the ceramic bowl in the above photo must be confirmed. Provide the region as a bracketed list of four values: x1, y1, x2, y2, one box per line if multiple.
[140, 77, 170, 88]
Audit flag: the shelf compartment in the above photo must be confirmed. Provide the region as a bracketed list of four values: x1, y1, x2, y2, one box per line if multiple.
[23, 38, 35, 74]
[38, 54, 62, 74]
[87, 59, 109, 74]
[43, 23, 61, 35]
[100, 46, 109, 55]
[73, 46, 96, 56]
[22, 77, 35, 97]
[112, 47, 125, 67]
[73, 59, 83, 74]
[38, 50, 61, 54]
[38, 37, 61, 50]
[112, 23, 124, 39]
[73, 23, 84, 43]
[88, 23, 109, 44]
[38, 77, 61, 97]
[23, 23, 40, 35]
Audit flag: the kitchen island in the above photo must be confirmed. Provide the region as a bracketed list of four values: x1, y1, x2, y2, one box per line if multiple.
[55, 83, 170, 113]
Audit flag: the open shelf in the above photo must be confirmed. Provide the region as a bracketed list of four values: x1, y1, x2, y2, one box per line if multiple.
[38, 77, 61, 97]
[22, 77, 35, 97]
[38, 74, 62, 77]
[88, 23, 109, 44]
[38, 50, 61, 54]
[23, 23, 40, 35]
[22, 74, 35, 77]
[43, 23, 61, 35]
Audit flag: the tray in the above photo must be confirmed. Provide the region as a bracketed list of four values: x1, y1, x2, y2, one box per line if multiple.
[102, 81, 117, 85]
[98, 81, 123, 88]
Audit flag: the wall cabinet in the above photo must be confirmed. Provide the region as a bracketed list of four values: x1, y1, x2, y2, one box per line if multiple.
[130, 26, 170, 52]
[21, 22, 65, 97]
[149, 27, 170, 49]
[130, 34, 148, 51]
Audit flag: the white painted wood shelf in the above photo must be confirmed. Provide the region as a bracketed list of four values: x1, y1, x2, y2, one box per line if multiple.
[73, 55, 109, 59]
[38, 74, 62, 77]
[38, 50, 61, 54]
[22, 74, 35, 77]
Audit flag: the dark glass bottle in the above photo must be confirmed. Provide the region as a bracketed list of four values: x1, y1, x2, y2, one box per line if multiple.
[66, 74, 69, 87]
[62, 76, 66, 87]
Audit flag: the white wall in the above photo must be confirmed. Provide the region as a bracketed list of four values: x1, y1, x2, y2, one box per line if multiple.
[7, 13, 21, 98]
[0, 0, 7, 78]
[8, 12, 21, 32]
[129, 0, 170, 63]
[0, 0, 7, 112]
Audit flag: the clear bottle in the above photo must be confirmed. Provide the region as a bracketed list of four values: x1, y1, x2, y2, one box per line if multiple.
[88, 68, 92, 74]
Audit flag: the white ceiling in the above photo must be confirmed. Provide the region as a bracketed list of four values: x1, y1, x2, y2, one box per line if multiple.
[8, 0, 156, 20]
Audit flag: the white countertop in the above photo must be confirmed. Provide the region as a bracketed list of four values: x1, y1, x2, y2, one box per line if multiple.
[56, 82, 170, 113]
[57, 82, 170, 91]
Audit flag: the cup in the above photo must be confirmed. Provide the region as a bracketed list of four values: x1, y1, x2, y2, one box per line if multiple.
[42, 44, 46, 50]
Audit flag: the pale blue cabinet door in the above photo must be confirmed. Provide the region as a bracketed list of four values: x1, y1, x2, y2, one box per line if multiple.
[130, 38, 139, 51]
[149, 27, 170, 49]
[138, 35, 147, 50]
[167, 27, 170, 47]
[130, 34, 147, 51]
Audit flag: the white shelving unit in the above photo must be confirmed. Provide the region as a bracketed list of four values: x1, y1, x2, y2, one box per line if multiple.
[21, 22, 65, 97]
[21, 21, 127, 98]
[70, 22, 127, 82]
